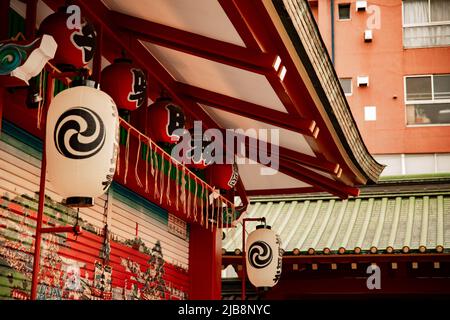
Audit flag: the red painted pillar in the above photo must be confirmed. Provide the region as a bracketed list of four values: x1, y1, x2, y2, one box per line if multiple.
[189, 224, 222, 300]
[25, 0, 38, 40]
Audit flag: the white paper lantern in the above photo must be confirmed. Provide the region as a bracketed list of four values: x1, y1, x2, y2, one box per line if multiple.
[46, 82, 119, 207]
[245, 225, 282, 288]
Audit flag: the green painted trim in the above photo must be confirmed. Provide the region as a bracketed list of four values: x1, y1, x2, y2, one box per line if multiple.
[1, 120, 42, 160]
[120, 127, 207, 202]
[1, 120, 183, 229]
[111, 182, 168, 224]
[379, 173, 450, 182]
[249, 190, 450, 203]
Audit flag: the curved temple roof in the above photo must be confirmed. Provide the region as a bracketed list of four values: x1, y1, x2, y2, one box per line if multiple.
[223, 184, 450, 255]
[27, 0, 384, 201]
[274, 0, 384, 183]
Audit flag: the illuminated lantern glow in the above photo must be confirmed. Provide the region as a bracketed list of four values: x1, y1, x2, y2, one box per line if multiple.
[46, 81, 119, 207]
[147, 97, 185, 143]
[101, 58, 147, 111]
[206, 163, 239, 190]
[39, 8, 96, 69]
[245, 225, 282, 288]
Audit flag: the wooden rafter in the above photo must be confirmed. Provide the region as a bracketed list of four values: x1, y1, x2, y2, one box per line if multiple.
[219, 0, 360, 186]
[58, 0, 250, 209]
[241, 134, 340, 175]
[246, 187, 321, 196]
[41, 0, 357, 199]
[109, 11, 278, 75]
[177, 82, 318, 137]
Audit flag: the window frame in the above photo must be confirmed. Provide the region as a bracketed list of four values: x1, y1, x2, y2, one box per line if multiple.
[404, 74, 450, 127]
[337, 3, 351, 21]
[402, 0, 450, 48]
[339, 77, 353, 96]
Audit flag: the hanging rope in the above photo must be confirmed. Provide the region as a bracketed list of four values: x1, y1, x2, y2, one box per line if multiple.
[159, 155, 165, 205]
[205, 188, 209, 230]
[144, 140, 150, 193]
[116, 136, 121, 176]
[200, 183, 204, 226]
[222, 200, 227, 231]
[36, 70, 45, 129]
[217, 197, 221, 230]
[116, 119, 237, 230]
[186, 174, 191, 219]
[134, 135, 143, 188]
[175, 163, 180, 211]
[166, 160, 172, 206]
[153, 144, 160, 200]
[100, 193, 111, 264]
[193, 180, 198, 222]
[181, 165, 186, 215]
[123, 128, 131, 184]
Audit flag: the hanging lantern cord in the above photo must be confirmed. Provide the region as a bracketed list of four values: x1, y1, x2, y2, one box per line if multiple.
[74, 207, 80, 240]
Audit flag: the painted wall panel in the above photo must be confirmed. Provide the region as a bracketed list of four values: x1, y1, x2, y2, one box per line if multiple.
[0, 123, 190, 300]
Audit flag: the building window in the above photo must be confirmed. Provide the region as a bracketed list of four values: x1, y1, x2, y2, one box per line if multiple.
[374, 153, 450, 176]
[339, 78, 352, 95]
[403, 0, 450, 48]
[405, 74, 450, 125]
[364, 106, 377, 121]
[338, 3, 351, 20]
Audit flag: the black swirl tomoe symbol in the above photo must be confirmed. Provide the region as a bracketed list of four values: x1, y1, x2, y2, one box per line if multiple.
[54, 107, 105, 159]
[248, 241, 273, 269]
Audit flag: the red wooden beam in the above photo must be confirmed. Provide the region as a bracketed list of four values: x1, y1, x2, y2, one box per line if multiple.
[177, 82, 318, 137]
[219, 0, 364, 186]
[109, 10, 277, 75]
[50, 0, 356, 200]
[92, 23, 103, 83]
[223, 253, 450, 265]
[280, 160, 359, 199]
[25, 0, 38, 40]
[217, 0, 260, 50]
[41, 225, 82, 235]
[242, 133, 340, 175]
[246, 187, 321, 196]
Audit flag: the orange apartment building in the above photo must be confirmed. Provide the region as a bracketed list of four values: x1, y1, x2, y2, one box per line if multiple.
[309, 0, 450, 176]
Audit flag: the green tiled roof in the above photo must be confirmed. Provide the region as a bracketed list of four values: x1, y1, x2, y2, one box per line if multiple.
[223, 189, 450, 255]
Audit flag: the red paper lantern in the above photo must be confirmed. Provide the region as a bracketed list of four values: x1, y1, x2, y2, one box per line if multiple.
[207, 163, 239, 190]
[101, 58, 147, 111]
[39, 8, 96, 69]
[148, 98, 185, 143]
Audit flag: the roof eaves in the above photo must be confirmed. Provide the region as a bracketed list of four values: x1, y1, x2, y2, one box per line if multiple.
[273, 0, 385, 183]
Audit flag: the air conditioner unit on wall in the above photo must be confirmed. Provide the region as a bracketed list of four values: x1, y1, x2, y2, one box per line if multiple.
[364, 30, 373, 42]
[357, 76, 369, 87]
[356, 1, 368, 11]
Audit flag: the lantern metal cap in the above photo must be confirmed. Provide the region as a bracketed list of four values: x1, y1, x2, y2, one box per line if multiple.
[71, 79, 99, 89]
[256, 224, 271, 230]
[65, 197, 94, 207]
[113, 57, 133, 64]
